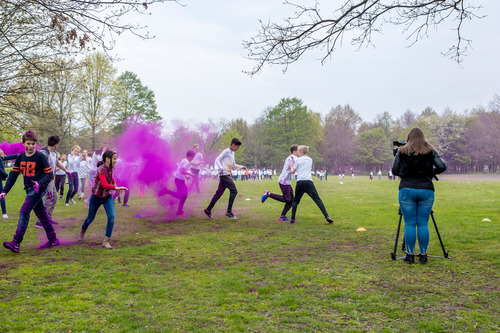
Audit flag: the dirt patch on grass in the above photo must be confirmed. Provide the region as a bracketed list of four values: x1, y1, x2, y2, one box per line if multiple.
[439, 173, 500, 181]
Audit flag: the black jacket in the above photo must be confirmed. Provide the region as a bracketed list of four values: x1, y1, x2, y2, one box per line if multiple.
[0, 155, 19, 181]
[392, 150, 447, 191]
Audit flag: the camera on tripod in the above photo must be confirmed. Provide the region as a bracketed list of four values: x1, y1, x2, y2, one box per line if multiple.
[392, 140, 406, 156]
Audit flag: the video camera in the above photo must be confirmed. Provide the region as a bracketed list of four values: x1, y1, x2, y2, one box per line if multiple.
[392, 140, 406, 156]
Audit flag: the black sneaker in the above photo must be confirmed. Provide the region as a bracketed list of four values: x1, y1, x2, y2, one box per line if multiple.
[419, 254, 428, 264]
[403, 254, 415, 264]
[35, 221, 43, 228]
[40, 238, 60, 249]
[290, 219, 295, 224]
[50, 220, 59, 225]
[204, 209, 213, 220]
[3, 241, 20, 253]
[225, 212, 237, 220]
[326, 217, 334, 224]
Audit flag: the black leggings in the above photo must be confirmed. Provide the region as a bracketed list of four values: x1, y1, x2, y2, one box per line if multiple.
[55, 174, 66, 196]
[291, 180, 329, 220]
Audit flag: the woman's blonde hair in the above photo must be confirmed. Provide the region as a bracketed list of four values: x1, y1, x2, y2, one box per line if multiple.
[298, 145, 309, 155]
[399, 127, 435, 156]
[72, 145, 81, 152]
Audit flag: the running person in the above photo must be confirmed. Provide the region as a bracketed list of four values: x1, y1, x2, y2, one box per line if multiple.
[0, 149, 18, 220]
[261, 144, 299, 221]
[77, 150, 128, 249]
[65, 145, 81, 206]
[159, 150, 195, 215]
[204, 138, 247, 220]
[290, 145, 334, 224]
[189, 144, 204, 193]
[1, 131, 60, 253]
[36, 135, 72, 228]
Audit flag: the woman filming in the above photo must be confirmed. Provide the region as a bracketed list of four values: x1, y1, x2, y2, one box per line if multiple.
[392, 127, 447, 264]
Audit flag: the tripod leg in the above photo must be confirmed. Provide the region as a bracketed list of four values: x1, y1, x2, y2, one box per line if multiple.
[391, 210, 403, 260]
[430, 211, 449, 258]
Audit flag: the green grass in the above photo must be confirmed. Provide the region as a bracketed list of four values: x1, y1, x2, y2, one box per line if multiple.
[0, 177, 498, 332]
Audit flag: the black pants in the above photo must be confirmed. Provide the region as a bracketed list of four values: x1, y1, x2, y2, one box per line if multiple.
[269, 183, 294, 216]
[206, 175, 237, 213]
[55, 174, 66, 196]
[190, 168, 200, 193]
[159, 178, 188, 213]
[291, 180, 329, 220]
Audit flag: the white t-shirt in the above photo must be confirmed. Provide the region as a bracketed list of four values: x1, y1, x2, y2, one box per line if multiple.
[278, 154, 296, 186]
[214, 148, 243, 176]
[78, 156, 92, 178]
[294, 155, 314, 181]
[175, 158, 191, 181]
[56, 160, 67, 176]
[191, 152, 203, 170]
[67, 154, 81, 173]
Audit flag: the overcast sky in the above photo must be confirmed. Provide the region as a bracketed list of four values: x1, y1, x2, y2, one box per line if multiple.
[112, 0, 500, 126]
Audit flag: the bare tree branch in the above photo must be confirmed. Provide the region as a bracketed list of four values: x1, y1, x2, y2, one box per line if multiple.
[243, 0, 483, 75]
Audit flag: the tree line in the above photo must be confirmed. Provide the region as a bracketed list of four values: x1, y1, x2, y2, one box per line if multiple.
[1, 50, 498, 173]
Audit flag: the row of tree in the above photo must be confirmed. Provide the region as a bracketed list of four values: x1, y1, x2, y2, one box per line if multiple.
[169, 97, 500, 173]
[1, 54, 498, 173]
[0, 53, 161, 150]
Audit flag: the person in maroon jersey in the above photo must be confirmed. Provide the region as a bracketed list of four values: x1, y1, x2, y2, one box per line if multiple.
[0, 131, 60, 253]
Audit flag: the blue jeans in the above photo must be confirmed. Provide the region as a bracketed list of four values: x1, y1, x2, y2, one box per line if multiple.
[66, 172, 79, 203]
[82, 194, 115, 238]
[398, 188, 434, 254]
[14, 187, 56, 244]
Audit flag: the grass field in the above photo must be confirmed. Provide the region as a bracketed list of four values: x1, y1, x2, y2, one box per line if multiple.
[0, 176, 498, 332]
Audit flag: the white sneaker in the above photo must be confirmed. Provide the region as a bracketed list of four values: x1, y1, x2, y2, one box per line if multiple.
[70, 199, 76, 204]
[2, 214, 7, 219]
[65, 203, 69, 207]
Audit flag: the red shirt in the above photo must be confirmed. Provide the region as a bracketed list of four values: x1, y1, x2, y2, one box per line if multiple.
[92, 164, 116, 198]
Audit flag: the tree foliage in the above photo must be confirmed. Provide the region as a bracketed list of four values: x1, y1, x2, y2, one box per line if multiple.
[78, 53, 117, 150]
[112, 71, 161, 133]
[264, 97, 322, 167]
[319, 104, 362, 170]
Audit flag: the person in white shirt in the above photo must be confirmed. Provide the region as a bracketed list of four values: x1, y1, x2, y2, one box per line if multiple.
[261, 144, 299, 221]
[55, 154, 68, 199]
[289, 145, 333, 224]
[65, 145, 81, 206]
[159, 150, 195, 216]
[78, 150, 92, 200]
[204, 138, 247, 220]
[189, 144, 204, 193]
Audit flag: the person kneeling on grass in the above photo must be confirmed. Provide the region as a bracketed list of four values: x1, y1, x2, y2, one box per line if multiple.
[158, 150, 195, 216]
[77, 150, 128, 249]
[289, 145, 334, 225]
[1, 131, 60, 253]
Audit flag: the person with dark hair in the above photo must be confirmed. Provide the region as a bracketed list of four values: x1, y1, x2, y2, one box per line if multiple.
[204, 138, 247, 220]
[1, 131, 60, 253]
[77, 150, 128, 249]
[290, 145, 334, 225]
[261, 144, 299, 221]
[159, 150, 196, 216]
[392, 127, 447, 264]
[0, 148, 18, 219]
[36, 135, 72, 228]
[65, 145, 81, 206]
[86, 146, 108, 207]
